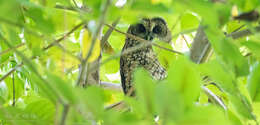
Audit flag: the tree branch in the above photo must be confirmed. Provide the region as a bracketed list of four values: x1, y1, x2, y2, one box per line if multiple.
[0, 43, 25, 56]
[101, 17, 121, 49]
[104, 23, 183, 55]
[60, 104, 70, 125]
[12, 73, 15, 107]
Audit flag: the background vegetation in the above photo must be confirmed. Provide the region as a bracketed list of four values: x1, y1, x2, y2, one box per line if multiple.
[1, 0, 260, 125]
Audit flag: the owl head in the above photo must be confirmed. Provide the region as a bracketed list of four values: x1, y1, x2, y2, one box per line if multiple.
[127, 17, 172, 42]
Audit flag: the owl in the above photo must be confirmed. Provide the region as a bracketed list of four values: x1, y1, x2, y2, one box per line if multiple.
[120, 17, 172, 96]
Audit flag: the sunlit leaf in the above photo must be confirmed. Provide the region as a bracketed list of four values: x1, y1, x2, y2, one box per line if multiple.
[81, 28, 101, 62]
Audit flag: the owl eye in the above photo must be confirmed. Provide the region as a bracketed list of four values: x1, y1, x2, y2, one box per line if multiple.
[152, 25, 162, 34]
[136, 24, 146, 33]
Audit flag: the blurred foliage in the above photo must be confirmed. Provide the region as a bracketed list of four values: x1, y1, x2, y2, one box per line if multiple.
[0, 0, 260, 125]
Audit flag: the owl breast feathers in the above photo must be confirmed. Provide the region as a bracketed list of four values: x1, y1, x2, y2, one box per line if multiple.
[120, 17, 172, 96]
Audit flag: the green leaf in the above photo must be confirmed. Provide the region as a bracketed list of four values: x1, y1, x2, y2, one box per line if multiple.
[80, 86, 105, 119]
[180, 12, 199, 31]
[154, 82, 185, 122]
[24, 98, 55, 122]
[134, 68, 156, 116]
[167, 57, 200, 108]
[226, 21, 244, 33]
[247, 62, 260, 101]
[229, 95, 255, 120]
[199, 60, 236, 94]
[25, 7, 55, 34]
[178, 105, 232, 125]
[206, 29, 249, 76]
[45, 71, 77, 103]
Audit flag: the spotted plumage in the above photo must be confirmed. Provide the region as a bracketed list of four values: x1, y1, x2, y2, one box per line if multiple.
[120, 17, 172, 96]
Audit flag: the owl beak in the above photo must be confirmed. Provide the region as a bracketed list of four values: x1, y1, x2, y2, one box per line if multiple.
[146, 32, 153, 41]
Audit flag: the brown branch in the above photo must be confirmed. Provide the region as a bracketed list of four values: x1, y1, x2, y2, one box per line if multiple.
[12, 73, 15, 107]
[189, 24, 212, 64]
[60, 104, 70, 125]
[0, 43, 25, 56]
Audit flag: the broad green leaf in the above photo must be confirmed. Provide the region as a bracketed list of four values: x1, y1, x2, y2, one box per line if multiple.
[79, 86, 105, 119]
[206, 29, 249, 76]
[101, 54, 119, 74]
[178, 105, 232, 125]
[247, 62, 260, 101]
[229, 95, 255, 120]
[134, 68, 156, 116]
[25, 7, 55, 34]
[0, 0, 23, 23]
[180, 12, 199, 31]
[167, 57, 200, 108]
[226, 21, 244, 33]
[155, 82, 185, 122]
[24, 98, 55, 122]
[227, 110, 243, 125]
[45, 71, 77, 103]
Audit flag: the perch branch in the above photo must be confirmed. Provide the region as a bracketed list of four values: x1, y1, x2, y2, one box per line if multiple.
[104, 23, 183, 55]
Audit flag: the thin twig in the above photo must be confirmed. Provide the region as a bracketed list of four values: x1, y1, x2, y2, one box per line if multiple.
[202, 86, 227, 110]
[0, 63, 23, 82]
[101, 17, 121, 49]
[72, 0, 79, 8]
[44, 23, 84, 50]
[104, 23, 183, 55]
[60, 104, 70, 125]
[182, 34, 190, 48]
[55, 5, 91, 13]
[12, 72, 15, 107]
[0, 43, 25, 56]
